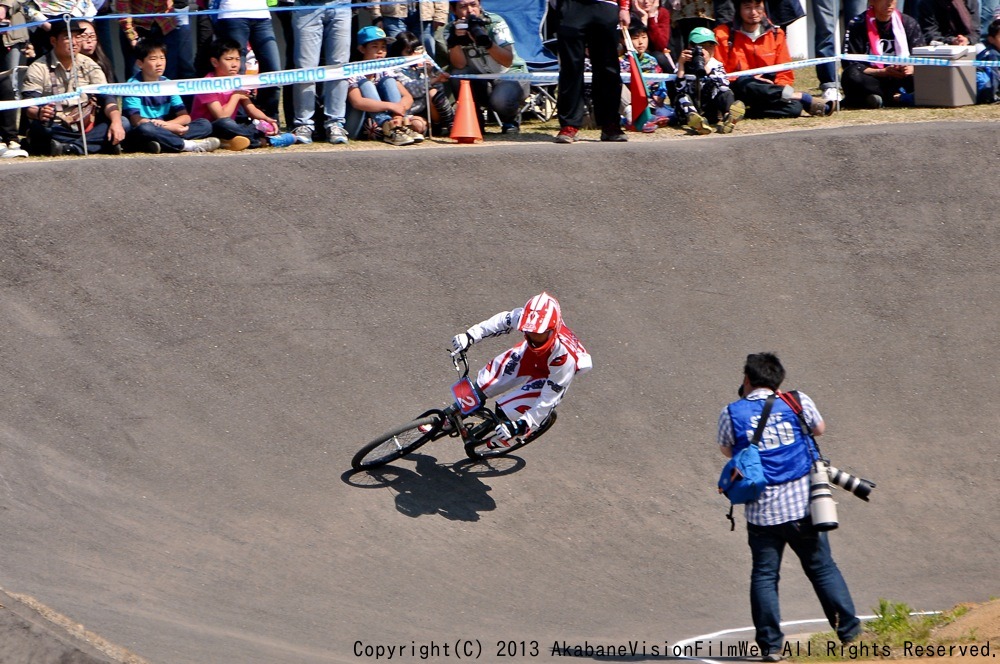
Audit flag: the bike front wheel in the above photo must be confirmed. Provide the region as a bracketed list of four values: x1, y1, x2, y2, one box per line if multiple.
[352, 412, 443, 471]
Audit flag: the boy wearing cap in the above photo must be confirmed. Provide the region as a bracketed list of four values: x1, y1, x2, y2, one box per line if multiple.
[672, 26, 745, 134]
[345, 25, 423, 146]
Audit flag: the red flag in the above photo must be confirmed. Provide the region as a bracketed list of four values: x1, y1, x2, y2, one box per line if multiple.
[626, 51, 652, 130]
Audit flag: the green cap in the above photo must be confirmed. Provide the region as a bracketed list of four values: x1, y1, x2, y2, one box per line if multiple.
[688, 27, 717, 44]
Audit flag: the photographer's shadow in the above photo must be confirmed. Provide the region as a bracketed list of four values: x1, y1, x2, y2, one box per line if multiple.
[343, 452, 526, 521]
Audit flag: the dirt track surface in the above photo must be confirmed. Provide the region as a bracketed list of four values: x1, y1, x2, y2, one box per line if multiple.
[1, 122, 998, 663]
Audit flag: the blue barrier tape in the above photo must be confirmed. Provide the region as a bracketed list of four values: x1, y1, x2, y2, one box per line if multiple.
[0, 54, 424, 111]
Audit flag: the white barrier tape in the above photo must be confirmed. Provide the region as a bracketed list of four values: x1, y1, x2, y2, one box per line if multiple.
[0, 55, 424, 112]
[840, 52, 985, 66]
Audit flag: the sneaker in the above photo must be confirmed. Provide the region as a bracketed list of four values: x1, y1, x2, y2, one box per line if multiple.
[686, 112, 711, 135]
[865, 93, 884, 109]
[146, 140, 162, 154]
[268, 133, 296, 148]
[107, 142, 123, 155]
[383, 124, 415, 146]
[762, 653, 784, 663]
[822, 86, 844, 112]
[0, 142, 28, 158]
[501, 122, 520, 134]
[49, 139, 73, 156]
[807, 97, 830, 117]
[402, 125, 424, 143]
[600, 123, 627, 142]
[554, 126, 579, 143]
[730, 100, 746, 123]
[292, 125, 314, 145]
[326, 123, 349, 145]
[220, 136, 251, 151]
[185, 137, 221, 152]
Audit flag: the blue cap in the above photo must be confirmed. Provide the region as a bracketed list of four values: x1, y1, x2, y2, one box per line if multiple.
[357, 25, 388, 45]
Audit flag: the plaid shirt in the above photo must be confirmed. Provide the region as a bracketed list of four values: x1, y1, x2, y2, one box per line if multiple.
[117, 0, 177, 41]
[717, 388, 822, 526]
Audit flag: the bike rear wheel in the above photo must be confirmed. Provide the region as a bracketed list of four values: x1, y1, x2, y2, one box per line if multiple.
[464, 411, 557, 460]
[352, 412, 443, 470]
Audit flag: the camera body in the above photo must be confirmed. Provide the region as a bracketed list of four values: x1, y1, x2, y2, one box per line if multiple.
[688, 44, 706, 77]
[466, 14, 493, 48]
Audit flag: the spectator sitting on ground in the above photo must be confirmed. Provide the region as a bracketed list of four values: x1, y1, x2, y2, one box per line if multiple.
[631, 0, 673, 71]
[619, 22, 665, 128]
[189, 38, 279, 149]
[345, 25, 424, 146]
[77, 18, 115, 81]
[442, 0, 529, 134]
[22, 20, 126, 155]
[671, 26, 745, 134]
[714, 0, 833, 118]
[916, 0, 979, 45]
[122, 38, 220, 153]
[842, 0, 925, 108]
[388, 31, 456, 136]
[0, 0, 34, 157]
[975, 17, 1000, 102]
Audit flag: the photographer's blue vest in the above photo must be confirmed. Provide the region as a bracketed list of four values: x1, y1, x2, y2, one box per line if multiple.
[728, 397, 813, 485]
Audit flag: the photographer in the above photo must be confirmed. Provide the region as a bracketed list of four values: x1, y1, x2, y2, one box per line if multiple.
[717, 353, 861, 662]
[443, 0, 529, 134]
[671, 27, 743, 133]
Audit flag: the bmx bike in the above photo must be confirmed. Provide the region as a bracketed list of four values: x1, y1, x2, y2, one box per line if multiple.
[350, 350, 556, 471]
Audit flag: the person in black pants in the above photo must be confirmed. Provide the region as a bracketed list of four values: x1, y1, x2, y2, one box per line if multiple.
[554, 0, 630, 143]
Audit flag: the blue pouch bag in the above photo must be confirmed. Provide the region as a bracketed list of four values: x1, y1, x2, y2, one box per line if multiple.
[717, 394, 775, 505]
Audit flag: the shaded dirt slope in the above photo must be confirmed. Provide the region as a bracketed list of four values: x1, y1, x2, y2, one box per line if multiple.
[1, 122, 997, 663]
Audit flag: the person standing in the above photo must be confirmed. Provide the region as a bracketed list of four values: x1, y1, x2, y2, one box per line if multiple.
[717, 352, 862, 661]
[289, 0, 351, 144]
[554, 0, 631, 143]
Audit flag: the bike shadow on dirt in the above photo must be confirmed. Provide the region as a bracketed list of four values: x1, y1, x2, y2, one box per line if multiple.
[341, 453, 526, 521]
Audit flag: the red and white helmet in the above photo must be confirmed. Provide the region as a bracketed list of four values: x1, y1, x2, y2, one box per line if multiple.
[518, 292, 562, 335]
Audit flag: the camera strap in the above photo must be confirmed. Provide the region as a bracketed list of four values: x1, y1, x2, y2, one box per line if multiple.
[726, 394, 776, 530]
[778, 390, 823, 459]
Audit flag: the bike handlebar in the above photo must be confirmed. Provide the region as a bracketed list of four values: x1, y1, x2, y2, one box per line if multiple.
[450, 348, 470, 378]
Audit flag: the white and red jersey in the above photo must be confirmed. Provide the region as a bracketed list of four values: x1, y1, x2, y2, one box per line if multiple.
[466, 307, 592, 431]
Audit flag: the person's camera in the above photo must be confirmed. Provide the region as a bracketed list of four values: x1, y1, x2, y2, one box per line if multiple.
[466, 14, 493, 48]
[687, 44, 706, 78]
[809, 459, 876, 531]
[826, 464, 876, 501]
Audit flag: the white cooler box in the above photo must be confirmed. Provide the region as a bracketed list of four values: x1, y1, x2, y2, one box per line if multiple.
[911, 45, 977, 107]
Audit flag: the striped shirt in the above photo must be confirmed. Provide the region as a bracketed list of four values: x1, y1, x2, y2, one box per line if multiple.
[717, 388, 822, 526]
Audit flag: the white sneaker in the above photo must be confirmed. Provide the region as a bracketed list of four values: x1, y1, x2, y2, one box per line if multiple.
[0, 141, 28, 158]
[184, 137, 221, 152]
[326, 123, 348, 145]
[292, 125, 314, 145]
[822, 87, 844, 113]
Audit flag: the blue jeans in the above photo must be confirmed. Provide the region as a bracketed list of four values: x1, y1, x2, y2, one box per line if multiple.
[292, 3, 351, 131]
[345, 75, 401, 137]
[812, 0, 867, 86]
[747, 518, 861, 653]
[127, 117, 213, 151]
[215, 17, 281, 118]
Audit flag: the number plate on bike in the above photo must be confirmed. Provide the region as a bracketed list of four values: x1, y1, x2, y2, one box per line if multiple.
[451, 377, 482, 416]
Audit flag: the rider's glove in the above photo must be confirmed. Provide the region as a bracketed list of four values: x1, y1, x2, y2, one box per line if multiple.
[451, 332, 473, 353]
[495, 419, 528, 442]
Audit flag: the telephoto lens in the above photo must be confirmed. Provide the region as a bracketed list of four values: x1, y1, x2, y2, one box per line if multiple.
[826, 465, 876, 501]
[809, 461, 839, 531]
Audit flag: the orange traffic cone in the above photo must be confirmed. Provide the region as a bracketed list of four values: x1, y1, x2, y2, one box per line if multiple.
[451, 79, 483, 144]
